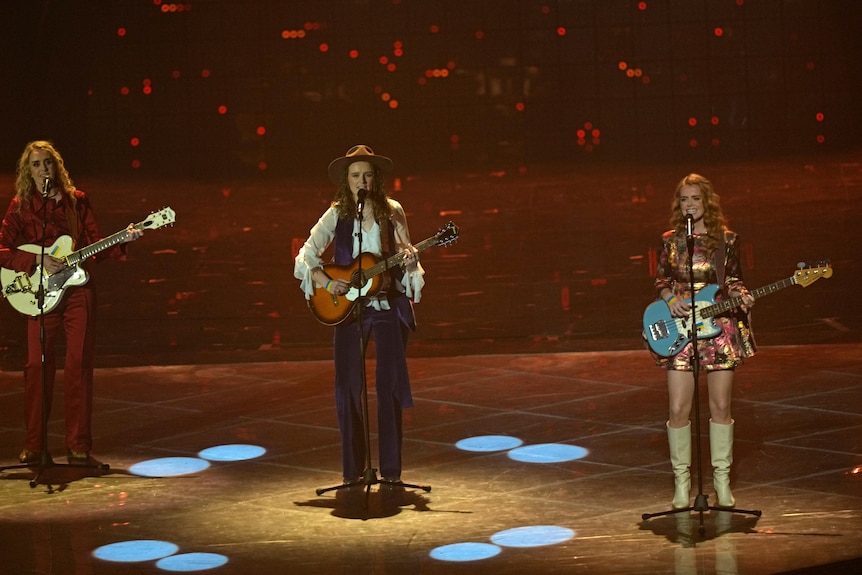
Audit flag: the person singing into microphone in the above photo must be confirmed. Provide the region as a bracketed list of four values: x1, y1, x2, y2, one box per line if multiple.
[294, 145, 423, 489]
[0, 140, 142, 468]
[651, 173, 756, 510]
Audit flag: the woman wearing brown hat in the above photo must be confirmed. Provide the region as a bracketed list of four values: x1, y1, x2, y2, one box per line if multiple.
[294, 145, 423, 487]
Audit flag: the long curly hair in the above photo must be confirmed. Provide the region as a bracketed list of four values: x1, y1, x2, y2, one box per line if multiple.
[669, 173, 727, 254]
[331, 165, 393, 222]
[14, 140, 77, 212]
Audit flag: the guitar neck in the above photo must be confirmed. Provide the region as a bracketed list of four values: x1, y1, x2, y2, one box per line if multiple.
[701, 275, 796, 318]
[363, 235, 438, 279]
[66, 224, 141, 267]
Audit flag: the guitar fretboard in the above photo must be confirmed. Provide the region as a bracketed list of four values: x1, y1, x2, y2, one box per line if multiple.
[67, 228, 135, 266]
[701, 276, 796, 318]
[360, 235, 439, 281]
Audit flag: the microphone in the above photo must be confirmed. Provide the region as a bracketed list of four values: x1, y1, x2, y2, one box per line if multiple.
[42, 175, 51, 197]
[685, 213, 694, 237]
[356, 188, 367, 220]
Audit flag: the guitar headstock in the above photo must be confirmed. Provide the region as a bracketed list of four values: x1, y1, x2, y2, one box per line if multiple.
[141, 207, 176, 230]
[435, 221, 460, 247]
[794, 261, 832, 287]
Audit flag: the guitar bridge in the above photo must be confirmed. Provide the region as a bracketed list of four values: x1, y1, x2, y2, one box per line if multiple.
[648, 321, 669, 341]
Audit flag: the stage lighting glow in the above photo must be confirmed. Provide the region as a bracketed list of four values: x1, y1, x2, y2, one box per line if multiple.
[507, 443, 588, 463]
[455, 435, 523, 452]
[129, 457, 211, 477]
[490, 525, 575, 548]
[93, 540, 179, 562]
[156, 552, 229, 572]
[429, 542, 501, 562]
[197, 444, 266, 461]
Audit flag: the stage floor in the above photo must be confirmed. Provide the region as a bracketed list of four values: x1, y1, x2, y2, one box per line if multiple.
[0, 151, 861, 573]
[0, 345, 860, 574]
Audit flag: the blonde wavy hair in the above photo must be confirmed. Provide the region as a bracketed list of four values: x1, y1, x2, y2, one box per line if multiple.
[14, 140, 77, 212]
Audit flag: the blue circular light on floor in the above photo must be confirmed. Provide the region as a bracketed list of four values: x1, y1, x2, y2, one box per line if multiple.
[455, 435, 524, 452]
[129, 457, 211, 477]
[507, 443, 588, 463]
[156, 552, 229, 572]
[197, 444, 266, 461]
[429, 542, 502, 562]
[92, 540, 179, 562]
[491, 525, 575, 548]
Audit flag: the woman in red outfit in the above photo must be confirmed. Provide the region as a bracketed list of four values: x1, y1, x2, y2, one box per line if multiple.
[0, 140, 141, 467]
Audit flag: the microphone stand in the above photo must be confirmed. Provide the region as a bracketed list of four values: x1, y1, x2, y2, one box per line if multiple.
[641, 218, 761, 536]
[315, 191, 430, 507]
[0, 180, 109, 490]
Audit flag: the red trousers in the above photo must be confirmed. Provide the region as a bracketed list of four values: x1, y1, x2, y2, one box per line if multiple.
[23, 286, 97, 453]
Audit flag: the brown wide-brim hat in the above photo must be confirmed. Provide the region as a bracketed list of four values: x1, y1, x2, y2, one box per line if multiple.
[327, 145, 393, 184]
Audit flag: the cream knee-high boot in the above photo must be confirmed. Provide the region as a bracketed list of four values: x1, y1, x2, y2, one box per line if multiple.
[667, 421, 692, 509]
[710, 419, 735, 507]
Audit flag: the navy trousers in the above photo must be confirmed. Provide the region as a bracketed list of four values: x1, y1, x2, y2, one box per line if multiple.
[333, 305, 413, 480]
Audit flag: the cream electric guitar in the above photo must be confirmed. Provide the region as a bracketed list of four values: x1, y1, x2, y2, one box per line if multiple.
[1, 207, 175, 316]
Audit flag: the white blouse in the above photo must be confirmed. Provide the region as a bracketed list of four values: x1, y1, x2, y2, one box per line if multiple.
[294, 199, 425, 310]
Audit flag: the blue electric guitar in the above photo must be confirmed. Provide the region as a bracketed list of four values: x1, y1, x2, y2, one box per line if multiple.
[643, 263, 832, 358]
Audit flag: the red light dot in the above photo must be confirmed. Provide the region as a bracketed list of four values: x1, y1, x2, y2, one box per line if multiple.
[515, 102, 525, 111]
[379, 56, 389, 64]
[638, 1, 647, 9]
[816, 134, 825, 144]
[389, 100, 399, 109]
[387, 63, 396, 72]
[319, 43, 329, 52]
[688, 117, 697, 127]
[712, 137, 721, 146]
[120, 86, 130, 95]
[430, 24, 439, 33]
[217, 105, 227, 114]
[418, 77, 427, 86]
[714, 27, 724, 37]
[142, 86, 152, 95]
[591, 129, 600, 137]
[711, 116, 720, 125]
[541, 5, 551, 15]
[201, 69, 211, 78]
[130, 138, 140, 147]
[815, 112, 824, 122]
[117, 28, 126, 37]
[475, 30, 484, 40]
[394, 48, 403, 57]
[256, 126, 266, 136]
[131, 159, 141, 169]
[258, 162, 268, 171]
[171, 70, 181, 79]
[584, 122, 593, 130]
[557, 27, 566, 36]
[349, 50, 359, 59]
[447, 61, 456, 70]
[576, 130, 586, 138]
[689, 139, 698, 148]
[450, 134, 460, 144]
[618, 61, 628, 70]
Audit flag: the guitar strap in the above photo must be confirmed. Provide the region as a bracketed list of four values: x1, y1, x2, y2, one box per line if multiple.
[377, 218, 393, 293]
[714, 231, 726, 293]
[64, 195, 79, 250]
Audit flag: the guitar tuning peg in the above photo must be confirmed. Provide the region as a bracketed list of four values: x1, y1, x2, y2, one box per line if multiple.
[797, 261, 806, 269]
